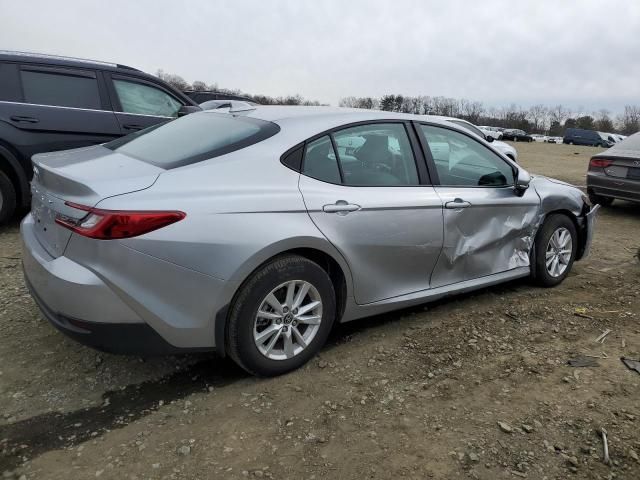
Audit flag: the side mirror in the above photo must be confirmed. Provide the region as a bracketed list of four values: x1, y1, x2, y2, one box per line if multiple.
[486, 135, 494, 143]
[177, 105, 202, 117]
[515, 169, 531, 195]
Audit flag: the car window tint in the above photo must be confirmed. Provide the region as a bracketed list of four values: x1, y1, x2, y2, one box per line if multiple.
[302, 136, 341, 184]
[104, 112, 280, 169]
[332, 123, 419, 186]
[21, 70, 100, 109]
[113, 79, 182, 117]
[420, 125, 515, 187]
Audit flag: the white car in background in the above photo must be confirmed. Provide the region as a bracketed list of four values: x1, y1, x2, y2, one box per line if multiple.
[478, 126, 503, 140]
[443, 118, 518, 162]
[531, 134, 548, 142]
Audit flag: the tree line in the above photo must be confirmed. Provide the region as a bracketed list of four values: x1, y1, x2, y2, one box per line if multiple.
[157, 70, 324, 107]
[156, 70, 639, 135]
[340, 95, 640, 136]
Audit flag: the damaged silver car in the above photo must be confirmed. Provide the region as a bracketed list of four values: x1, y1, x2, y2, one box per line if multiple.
[21, 106, 599, 376]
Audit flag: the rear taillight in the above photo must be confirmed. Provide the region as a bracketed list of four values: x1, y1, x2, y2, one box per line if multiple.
[589, 158, 613, 168]
[55, 202, 185, 239]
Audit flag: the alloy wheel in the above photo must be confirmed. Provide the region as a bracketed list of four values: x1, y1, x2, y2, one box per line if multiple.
[545, 227, 573, 277]
[253, 280, 323, 361]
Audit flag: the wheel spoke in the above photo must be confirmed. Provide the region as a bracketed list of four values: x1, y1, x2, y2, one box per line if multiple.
[297, 300, 320, 316]
[265, 293, 284, 315]
[257, 310, 282, 321]
[283, 330, 294, 358]
[546, 256, 555, 268]
[263, 327, 282, 354]
[291, 326, 307, 348]
[545, 250, 555, 259]
[255, 324, 281, 345]
[285, 281, 296, 309]
[296, 314, 321, 325]
[292, 283, 311, 309]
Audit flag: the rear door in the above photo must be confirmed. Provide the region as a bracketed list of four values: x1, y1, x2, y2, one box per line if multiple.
[0, 63, 120, 160]
[105, 73, 184, 134]
[298, 122, 443, 305]
[416, 122, 540, 288]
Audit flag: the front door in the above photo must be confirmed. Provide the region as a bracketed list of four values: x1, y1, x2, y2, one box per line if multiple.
[416, 123, 540, 288]
[298, 122, 443, 305]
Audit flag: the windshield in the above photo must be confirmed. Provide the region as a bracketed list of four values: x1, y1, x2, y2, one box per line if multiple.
[105, 112, 279, 169]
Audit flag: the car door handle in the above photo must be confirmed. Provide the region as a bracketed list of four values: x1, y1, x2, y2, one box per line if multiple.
[123, 124, 144, 131]
[10, 115, 39, 124]
[323, 200, 361, 214]
[444, 198, 472, 209]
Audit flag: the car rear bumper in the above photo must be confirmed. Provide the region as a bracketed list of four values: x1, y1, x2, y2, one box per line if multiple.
[587, 172, 640, 203]
[21, 213, 221, 354]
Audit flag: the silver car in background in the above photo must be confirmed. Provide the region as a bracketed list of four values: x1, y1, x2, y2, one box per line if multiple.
[21, 107, 599, 376]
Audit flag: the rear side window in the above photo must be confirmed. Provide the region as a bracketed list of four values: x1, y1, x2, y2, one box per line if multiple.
[20, 69, 101, 109]
[302, 136, 341, 184]
[104, 112, 280, 169]
[113, 79, 182, 117]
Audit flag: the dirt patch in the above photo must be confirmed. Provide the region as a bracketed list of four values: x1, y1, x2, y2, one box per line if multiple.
[1, 142, 639, 479]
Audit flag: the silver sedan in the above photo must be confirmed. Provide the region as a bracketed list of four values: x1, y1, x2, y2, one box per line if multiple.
[21, 107, 599, 376]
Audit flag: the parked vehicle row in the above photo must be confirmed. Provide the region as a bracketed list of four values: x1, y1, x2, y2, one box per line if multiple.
[21, 106, 598, 376]
[0, 51, 202, 223]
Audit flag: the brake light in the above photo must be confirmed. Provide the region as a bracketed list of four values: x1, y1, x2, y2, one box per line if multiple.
[589, 158, 613, 168]
[55, 202, 185, 239]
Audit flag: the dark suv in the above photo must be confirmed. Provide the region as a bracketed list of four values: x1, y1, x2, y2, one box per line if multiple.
[563, 128, 613, 148]
[0, 51, 200, 223]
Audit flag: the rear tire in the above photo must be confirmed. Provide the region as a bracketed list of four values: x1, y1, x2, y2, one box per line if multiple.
[0, 171, 17, 225]
[226, 255, 336, 377]
[532, 214, 577, 287]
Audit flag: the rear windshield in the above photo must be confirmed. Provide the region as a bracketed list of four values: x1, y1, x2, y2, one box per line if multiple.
[611, 132, 640, 151]
[104, 112, 280, 169]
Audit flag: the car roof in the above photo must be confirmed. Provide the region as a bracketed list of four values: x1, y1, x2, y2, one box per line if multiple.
[0, 50, 141, 73]
[198, 106, 484, 148]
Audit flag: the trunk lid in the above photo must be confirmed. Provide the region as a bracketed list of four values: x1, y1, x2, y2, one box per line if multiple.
[30, 144, 164, 258]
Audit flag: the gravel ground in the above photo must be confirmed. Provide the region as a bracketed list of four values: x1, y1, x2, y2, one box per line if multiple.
[1, 141, 639, 479]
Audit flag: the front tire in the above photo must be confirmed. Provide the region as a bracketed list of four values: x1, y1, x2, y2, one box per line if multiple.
[532, 214, 577, 287]
[227, 255, 336, 376]
[0, 171, 17, 225]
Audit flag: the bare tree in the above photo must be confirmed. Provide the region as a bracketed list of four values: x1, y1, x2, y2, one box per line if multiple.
[549, 105, 570, 127]
[191, 80, 208, 92]
[527, 104, 548, 133]
[156, 69, 190, 91]
[617, 105, 640, 135]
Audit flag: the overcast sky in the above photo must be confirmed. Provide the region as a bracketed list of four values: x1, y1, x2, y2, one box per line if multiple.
[1, 0, 639, 114]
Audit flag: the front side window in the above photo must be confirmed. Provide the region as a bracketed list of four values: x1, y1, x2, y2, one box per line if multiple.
[113, 79, 182, 117]
[104, 112, 280, 169]
[21, 69, 101, 109]
[332, 123, 419, 186]
[420, 125, 515, 187]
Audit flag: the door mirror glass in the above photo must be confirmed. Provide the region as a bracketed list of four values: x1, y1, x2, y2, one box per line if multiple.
[515, 169, 531, 194]
[178, 105, 201, 117]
